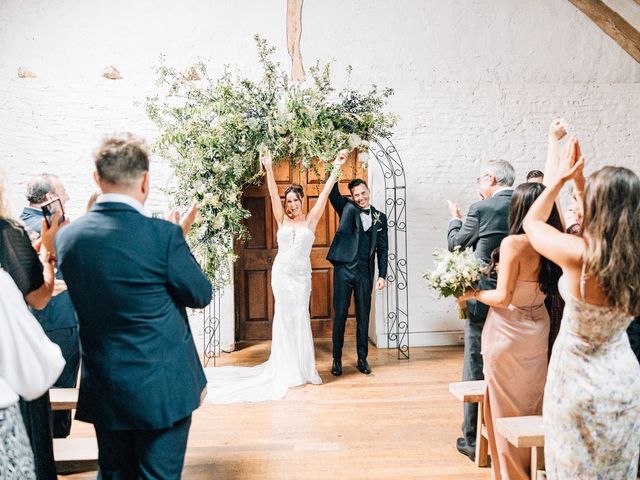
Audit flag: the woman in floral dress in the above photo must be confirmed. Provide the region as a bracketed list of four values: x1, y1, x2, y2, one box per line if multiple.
[523, 137, 640, 478]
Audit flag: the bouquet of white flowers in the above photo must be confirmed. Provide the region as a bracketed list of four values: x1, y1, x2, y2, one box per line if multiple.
[423, 247, 483, 318]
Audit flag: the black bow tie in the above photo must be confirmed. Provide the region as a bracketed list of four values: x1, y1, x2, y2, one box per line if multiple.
[360, 208, 371, 215]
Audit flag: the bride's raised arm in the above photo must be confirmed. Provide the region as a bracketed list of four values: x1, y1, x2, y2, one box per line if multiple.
[261, 150, 286, 226]
[306, 149, 348, 232]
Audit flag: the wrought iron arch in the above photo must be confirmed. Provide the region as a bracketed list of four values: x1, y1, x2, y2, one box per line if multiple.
[369, 137, 409, 359]
[201, 136, 409, 365]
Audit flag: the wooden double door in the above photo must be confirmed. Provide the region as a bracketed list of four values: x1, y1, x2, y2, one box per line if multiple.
[234, 156, 365, 341]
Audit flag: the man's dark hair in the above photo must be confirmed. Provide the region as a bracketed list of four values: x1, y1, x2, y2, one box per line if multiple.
[26, 173, 57, 204]
[348, 178, 368, 191]
[526, 170, 544, 181]
[94, 133, 150, 186]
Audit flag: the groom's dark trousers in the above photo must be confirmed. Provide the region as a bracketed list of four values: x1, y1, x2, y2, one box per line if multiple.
[333, 261, 373, 360]
[57, 201, 212, 479]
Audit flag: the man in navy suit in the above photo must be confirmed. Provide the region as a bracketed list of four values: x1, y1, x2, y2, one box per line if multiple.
[57, 133, 211, 479]
[20, 173, 80, 438]
[447, 159, 514, 461]
[327, 179, 388, 376]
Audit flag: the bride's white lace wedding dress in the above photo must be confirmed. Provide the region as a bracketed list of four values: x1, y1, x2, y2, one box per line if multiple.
[203, 224, 322, 403]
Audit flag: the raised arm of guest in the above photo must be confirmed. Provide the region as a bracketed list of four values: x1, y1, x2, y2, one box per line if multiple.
[544, 118, 569, 230]
[260, 150, 287, 226]
[523, 137, 585, 271]
[306, 150, 348, 232]
[460, 236, 521, 308]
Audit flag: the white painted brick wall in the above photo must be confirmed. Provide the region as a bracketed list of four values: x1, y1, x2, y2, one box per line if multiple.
[1, 0, 638, 350]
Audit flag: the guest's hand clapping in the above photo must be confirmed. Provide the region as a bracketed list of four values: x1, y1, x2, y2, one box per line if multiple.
[447, 200, 462, 220]
[167, 201, 200, 237]
[180, 201, 199, 236]
[558, 137, 585, 188]
[549, 118, 568, 141]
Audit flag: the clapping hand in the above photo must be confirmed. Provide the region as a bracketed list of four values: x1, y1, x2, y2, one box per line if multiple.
[447, 200, 462, 220]
[549, 118, 568, 141]
[558, 137, 585, 188]
[167, 201, 200, 237]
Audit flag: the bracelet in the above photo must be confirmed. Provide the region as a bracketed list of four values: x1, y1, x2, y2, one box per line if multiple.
[40, 251, 57, 265]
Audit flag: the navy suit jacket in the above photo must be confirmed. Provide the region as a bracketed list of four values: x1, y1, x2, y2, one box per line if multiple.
[326, 183, 388, 280]
[20, 207, 78, 331]
[57, 202, 211, 430]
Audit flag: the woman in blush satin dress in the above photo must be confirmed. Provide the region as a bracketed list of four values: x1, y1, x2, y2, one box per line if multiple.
[204, 149, 347, 404]
[460, 182, 563, 480]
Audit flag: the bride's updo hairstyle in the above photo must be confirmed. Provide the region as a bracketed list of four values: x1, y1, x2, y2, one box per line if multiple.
[582, 166, 640, 315]
[284, 184, 304, 201]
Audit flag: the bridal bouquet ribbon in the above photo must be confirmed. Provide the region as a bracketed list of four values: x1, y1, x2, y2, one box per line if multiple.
[423, 247, 482, 319]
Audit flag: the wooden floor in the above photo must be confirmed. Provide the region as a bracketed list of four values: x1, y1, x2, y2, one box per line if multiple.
[63, 340, 490, 480]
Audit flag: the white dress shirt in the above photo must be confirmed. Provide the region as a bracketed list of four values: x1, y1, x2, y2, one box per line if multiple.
[0, 269, 65, 408]
[96, 193, 149, 217]
[360, 209, 372, 231]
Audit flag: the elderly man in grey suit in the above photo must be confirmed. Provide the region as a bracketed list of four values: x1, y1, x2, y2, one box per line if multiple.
[447, 159, 515, 461]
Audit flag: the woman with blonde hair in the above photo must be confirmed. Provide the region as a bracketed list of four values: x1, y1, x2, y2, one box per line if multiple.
[523, 138, 640, 479]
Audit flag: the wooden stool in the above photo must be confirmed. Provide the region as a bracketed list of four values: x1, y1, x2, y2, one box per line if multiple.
[53, 437, 99, 474]
[448, 380, 489, 467]
[495, 415, 545, 480]
[49, 388, 79, 411]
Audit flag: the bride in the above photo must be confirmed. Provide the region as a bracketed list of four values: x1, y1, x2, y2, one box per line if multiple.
[204, 149, 347, 403]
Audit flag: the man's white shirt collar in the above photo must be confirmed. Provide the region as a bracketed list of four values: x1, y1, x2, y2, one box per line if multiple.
[96, 193, 149, 217]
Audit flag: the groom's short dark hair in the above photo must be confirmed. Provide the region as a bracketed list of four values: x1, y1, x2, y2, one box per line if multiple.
[348, 178, 368, 191]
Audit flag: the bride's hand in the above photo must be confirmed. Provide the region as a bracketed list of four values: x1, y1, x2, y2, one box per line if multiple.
[260, 149, 273, 168]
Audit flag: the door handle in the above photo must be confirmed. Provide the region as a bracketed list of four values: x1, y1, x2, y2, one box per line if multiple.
[267, 256, 273, 265]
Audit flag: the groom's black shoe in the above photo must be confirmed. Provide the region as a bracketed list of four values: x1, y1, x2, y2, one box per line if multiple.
[331, 358, 342, 376]
[357, 358, 371, 375]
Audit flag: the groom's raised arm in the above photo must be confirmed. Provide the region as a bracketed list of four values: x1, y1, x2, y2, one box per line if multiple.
[329, 182, 348, 216]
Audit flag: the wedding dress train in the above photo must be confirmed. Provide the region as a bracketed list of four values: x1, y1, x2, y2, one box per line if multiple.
[203, 225, 322, 404]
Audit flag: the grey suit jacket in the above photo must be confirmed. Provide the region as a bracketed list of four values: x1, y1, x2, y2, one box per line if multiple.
[447, 189, 512, 318]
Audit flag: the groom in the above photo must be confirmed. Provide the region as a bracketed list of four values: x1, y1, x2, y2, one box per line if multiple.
[328, 178, 388, 376]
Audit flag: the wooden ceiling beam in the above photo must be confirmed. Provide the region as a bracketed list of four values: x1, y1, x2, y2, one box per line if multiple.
[569, 0, 640, 63]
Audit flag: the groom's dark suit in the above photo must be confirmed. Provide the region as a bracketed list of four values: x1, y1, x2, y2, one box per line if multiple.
[447, 188, 512, 450]
[327, 184, 388, 361]
[57, 201, 211, 479]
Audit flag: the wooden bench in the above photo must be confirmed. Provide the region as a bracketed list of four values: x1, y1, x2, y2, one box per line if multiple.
[495, 415, 545, 480]
[53, 437, 99, 475]
[49, 388, 79, 411]
[448, 380, 489, 467]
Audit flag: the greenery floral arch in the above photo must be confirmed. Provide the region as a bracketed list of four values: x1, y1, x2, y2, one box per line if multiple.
[145, 37, 406, 362]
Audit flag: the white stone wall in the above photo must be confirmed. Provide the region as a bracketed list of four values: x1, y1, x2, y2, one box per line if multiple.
[1, 0, 639, 351]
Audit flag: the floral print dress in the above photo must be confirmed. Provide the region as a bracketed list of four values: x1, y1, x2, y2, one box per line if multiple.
[544, 271, 640, 479]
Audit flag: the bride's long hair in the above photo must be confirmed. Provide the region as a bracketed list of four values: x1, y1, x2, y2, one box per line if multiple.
[582, 166, 640, 315]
